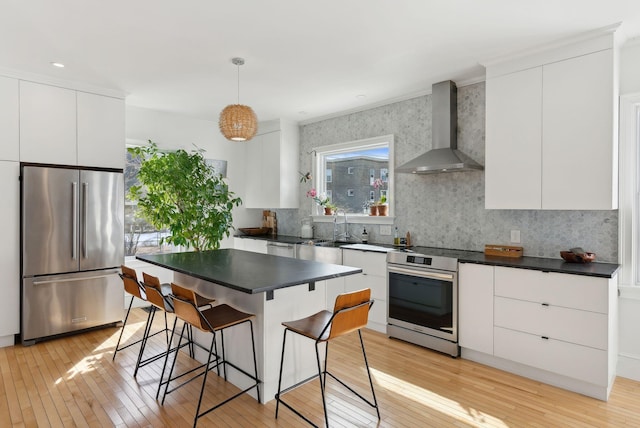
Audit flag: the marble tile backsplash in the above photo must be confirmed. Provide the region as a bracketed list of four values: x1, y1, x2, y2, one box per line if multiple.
[274, 81, 618, 262]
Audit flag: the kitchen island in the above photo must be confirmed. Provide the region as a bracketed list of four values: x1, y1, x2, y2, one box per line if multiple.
[136, 249, 362, 403]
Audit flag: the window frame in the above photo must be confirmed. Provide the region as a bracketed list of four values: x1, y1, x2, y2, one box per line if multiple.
[310, 134, 395, 224]
[618, 92, 640, 294]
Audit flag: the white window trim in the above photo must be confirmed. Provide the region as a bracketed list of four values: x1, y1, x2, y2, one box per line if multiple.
[618, 92, 640, 297]
[311, 134, 395, 224]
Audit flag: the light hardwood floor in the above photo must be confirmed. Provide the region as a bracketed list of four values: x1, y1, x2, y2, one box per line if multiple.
[1, 308, 639, 427]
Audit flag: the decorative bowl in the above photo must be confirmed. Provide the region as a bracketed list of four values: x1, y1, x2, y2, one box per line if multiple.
[238, 227, 270, 236]
[560, 251, 596, 263]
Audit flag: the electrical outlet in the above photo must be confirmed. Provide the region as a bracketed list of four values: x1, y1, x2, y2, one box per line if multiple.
[510, 230, 521, 244]
[380, 225, 392, 235]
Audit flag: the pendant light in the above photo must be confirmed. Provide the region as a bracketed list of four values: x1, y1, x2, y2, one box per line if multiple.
[219, 57, 258, 141]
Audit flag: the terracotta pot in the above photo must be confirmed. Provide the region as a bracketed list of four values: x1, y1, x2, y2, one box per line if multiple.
[324, 207, 334, 215]
[369, 205, 378, 216]
[377, 204, 388, 216]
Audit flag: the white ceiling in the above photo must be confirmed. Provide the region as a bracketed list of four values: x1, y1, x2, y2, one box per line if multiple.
[2, 0, 639, 124]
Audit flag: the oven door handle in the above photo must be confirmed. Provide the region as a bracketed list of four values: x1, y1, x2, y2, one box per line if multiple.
[388, 265, 455, 281]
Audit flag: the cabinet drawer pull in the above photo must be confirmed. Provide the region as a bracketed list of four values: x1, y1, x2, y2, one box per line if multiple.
[541, 302, 549, 306]
[541, 336, 549, 340]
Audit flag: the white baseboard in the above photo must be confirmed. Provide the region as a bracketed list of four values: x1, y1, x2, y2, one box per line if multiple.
[617, 353, 640, 381]
[0, 334, 15, 348]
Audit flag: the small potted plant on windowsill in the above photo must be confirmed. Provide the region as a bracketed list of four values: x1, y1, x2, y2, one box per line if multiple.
[370, 178, 388, 216]
[306, 188, 337, 215]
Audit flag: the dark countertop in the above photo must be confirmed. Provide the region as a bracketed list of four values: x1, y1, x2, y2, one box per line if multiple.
[137, 249, 362, 295]
[404, 246, 619, 278]
[235, 235, 620, 279]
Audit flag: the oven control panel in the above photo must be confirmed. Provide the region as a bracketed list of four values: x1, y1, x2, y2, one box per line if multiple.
[406, 255, 433, 266]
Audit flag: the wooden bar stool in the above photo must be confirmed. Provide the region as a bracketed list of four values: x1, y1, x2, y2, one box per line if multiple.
[275, 288, 380, 428]
[135, 272, 196, 379]
[158, 282, 261, 428]
[113, 265, 163, 365]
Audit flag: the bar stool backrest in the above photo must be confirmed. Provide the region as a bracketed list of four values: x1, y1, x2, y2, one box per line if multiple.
[120, 265, 144, 300]
[142, 272, 167, 310]
[328, 288, 372, 340]
[171, 282, 211, 333]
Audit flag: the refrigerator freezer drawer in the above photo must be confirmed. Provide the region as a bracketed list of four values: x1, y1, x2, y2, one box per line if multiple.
[22, 269, 124, 344]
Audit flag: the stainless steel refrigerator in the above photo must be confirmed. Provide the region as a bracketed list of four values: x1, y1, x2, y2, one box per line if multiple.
[21, 164, 124, 345]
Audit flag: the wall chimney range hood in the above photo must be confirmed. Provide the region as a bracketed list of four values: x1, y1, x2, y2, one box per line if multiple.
[396, 80, 483, 174]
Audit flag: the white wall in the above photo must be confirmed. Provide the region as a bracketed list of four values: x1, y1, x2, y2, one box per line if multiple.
[620, 39, 640, 95]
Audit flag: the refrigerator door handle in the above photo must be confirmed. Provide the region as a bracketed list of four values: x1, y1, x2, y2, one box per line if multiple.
[32, 272, 119, 286]
[82, 182, 88, 259]
[72, 181, 78, 260]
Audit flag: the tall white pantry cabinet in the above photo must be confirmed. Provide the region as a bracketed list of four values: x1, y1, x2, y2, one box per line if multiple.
[0, 74, 125, 347]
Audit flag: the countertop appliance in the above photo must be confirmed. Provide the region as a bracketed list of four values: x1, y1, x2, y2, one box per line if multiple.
[387, 247, 460, 357]
[21, 164, 124, 345]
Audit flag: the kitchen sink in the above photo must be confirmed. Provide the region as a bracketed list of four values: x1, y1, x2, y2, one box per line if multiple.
[295, 241, 343, 264]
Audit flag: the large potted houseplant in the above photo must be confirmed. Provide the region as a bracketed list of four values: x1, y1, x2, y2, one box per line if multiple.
[128, 141, 242, 251]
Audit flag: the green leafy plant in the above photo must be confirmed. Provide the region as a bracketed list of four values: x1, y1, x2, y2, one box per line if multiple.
[127, 141, 242, 251]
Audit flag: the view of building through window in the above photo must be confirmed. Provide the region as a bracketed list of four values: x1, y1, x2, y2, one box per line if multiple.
[314, 136, 392, 215]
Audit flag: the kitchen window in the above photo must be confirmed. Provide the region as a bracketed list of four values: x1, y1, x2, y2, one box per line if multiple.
[311, 135, 394, 223]
[619, 93, 640, 289]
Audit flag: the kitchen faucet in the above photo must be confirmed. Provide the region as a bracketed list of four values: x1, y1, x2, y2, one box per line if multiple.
[333, 209, 352, 242]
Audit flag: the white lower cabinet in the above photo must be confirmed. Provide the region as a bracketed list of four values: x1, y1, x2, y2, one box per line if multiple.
[494, 327, 609, 387]
[233, 237, 268, 254]
[459, 264, 617, 400]
[343, 249, 387, 333]
[458, 263, 494, 355]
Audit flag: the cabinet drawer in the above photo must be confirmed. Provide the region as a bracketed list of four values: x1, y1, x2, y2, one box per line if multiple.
[494, 327, 608, 386]
[494, 297, 607, 350]
[344, 271, 386, 301]
[494, 267, 608, 313]
[343, 250, 387, 277]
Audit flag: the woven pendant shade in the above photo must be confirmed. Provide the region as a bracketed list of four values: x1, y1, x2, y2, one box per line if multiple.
[219, 104, 257, 141]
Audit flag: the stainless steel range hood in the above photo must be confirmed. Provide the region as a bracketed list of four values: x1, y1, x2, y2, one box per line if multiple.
[396, 80, 483, 174]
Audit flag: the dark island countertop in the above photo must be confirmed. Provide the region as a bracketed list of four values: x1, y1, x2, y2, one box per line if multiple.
[137, 249, 362, 295]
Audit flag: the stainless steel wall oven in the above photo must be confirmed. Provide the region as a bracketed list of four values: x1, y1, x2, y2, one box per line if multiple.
[387, 251, 460, 357]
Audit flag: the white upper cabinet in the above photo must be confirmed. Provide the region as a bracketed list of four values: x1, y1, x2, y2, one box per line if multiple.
[244, 119, 299, 209]
[0, 77, 19, 161]
[484, 28, 618, 210]
[541, 49, 616, 209]
[77, 92, 125, 168]
[19, 81, 125, 168]
[485, 67, 543, 209]
[20, 81, 77, 165]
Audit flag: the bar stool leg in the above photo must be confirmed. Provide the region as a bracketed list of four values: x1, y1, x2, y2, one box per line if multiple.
[133, 306, 156, 377]
[193, 331, 218, 428]
[249, 320, 261, 403]
[156, 317, 179, 400]
[112, 297, 135, 361]
[315, 342, 330, 428]
[161, 322, 187, 405]
[274, 328, 288, 418]
[359, 330, 380, 419]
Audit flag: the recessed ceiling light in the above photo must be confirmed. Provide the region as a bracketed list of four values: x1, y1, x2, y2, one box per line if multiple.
[298, 111, 307, 115]
[51, 62, 65, 68]
[356, 94, 366, 99]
